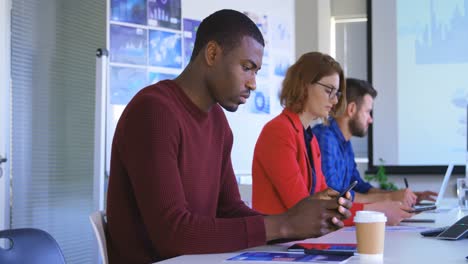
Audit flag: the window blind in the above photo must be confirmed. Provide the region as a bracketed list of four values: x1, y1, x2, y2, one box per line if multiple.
[10, 0, 105, 263]
[334, 20, 369, 158]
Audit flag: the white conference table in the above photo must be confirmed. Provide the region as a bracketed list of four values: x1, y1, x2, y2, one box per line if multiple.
[157, 201, 468, 264]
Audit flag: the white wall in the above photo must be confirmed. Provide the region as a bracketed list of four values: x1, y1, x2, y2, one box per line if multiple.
[331, 0, 366, 18]
[183, 0, 294, 22]
[295, 0, 367, 59]
[295, 0, 331, 58]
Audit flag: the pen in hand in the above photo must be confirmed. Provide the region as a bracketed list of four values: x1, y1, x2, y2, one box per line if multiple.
[404, 177, 409, 189]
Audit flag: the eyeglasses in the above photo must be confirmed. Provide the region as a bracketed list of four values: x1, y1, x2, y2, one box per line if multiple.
[315, 82, 342, 100]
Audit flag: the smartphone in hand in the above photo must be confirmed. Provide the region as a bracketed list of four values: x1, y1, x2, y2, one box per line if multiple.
[338, 180, 358, 199]
[409, 205, 437, 213]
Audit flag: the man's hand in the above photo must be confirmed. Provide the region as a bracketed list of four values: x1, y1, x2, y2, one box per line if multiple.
[414, 190, 438, 204]
[389, 189, 417, 207]
[285, 197, 351, 238]
[364, 201, 414, 225]
[310, 187, 340, 200]
[264, 192, 353, 242]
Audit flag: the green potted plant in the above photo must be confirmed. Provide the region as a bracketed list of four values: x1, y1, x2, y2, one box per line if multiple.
[364, 159, 398, 191]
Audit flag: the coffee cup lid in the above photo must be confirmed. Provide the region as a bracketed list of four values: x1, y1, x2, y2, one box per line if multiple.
[354, 210, 387, 223]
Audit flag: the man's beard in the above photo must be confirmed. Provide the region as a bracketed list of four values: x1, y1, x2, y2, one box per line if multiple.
[349, 117, 368, 138]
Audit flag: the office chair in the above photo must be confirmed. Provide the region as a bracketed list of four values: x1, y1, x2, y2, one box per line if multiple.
[89, 210, 108, 264]
[0, 228, 66, 264]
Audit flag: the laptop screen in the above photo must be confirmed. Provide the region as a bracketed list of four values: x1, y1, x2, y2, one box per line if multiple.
[435, 163, 455, 206]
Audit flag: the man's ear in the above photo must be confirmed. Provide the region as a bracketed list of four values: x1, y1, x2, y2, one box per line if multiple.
[204, 41, 220, 66]
[347, 102, 357, 117]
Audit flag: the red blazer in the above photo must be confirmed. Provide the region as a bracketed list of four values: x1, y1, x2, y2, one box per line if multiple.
[252, 109, 363, 224]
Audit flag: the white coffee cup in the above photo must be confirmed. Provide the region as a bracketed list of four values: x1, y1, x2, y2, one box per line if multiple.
[354, 211, 387, 259]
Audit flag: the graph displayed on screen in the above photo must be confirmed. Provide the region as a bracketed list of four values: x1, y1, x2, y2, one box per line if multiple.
[371, 0, 467, 170]
[412, 1, 468, 64]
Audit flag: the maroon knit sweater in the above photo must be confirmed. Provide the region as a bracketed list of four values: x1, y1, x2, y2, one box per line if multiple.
[106, 80, 266, 263]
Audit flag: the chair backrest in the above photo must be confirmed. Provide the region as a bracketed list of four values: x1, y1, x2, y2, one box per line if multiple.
[0, 228, 66, 264]
[89, 211, 108, 264]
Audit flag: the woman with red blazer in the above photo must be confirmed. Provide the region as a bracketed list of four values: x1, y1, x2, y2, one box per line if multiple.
[252, 52, 413, 226]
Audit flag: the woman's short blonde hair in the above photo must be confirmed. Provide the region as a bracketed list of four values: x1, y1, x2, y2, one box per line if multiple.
[279, 52, 346, 119]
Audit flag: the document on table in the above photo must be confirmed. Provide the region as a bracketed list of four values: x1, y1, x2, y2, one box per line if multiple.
[225, 251, 351, 263]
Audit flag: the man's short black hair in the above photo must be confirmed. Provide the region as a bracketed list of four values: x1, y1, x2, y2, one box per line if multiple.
[190, 9, 265, 62]
[345, 78, 378, 107]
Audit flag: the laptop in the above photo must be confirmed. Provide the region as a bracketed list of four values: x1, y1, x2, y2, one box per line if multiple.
[434, 163, 455, 207]
[416, 163, 455, 211]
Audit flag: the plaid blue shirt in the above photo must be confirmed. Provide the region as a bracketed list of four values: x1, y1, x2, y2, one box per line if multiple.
[312, 118, 373, 199]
